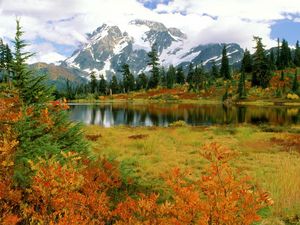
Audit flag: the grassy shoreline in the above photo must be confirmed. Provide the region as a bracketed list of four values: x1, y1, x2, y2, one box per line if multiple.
[69, 97, 300, 106]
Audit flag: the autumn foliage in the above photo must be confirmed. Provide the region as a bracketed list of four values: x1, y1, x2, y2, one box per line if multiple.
[0, 85, 272, 225]
[0, 91, 272, 225]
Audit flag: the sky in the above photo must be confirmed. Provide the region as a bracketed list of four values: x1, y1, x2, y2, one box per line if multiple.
[0, 0, 299, 64]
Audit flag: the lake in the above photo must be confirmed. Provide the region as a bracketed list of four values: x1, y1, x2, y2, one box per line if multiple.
[69, 103, 300, 127]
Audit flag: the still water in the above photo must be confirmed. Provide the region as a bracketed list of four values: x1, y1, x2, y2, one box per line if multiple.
[69, 103, 300, 127]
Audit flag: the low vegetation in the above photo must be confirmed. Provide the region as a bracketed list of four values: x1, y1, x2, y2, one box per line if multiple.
[85, 124, 300, 224]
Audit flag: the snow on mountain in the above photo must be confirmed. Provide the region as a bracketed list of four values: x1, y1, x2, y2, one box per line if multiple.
[64, 19, 244, 80]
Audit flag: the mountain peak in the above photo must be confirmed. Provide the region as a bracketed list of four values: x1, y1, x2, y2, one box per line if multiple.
[64, 20, 243, 80]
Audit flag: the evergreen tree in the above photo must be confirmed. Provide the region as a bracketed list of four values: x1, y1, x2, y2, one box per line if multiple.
[159, 67, 167, 87]
[136, 72, 148, 90]
[187, 63, 194, 90]
[166, 65, 176, 89]
[280, 39, 292, 68]
[252, 36, 271, 88]
[241, 49, 252, 73]
[194, 65, 205, 91]
[147, 45, 160, 89]
[269, 49, 276, 71]
[9, 20, 87, 186]
[109, 75, 119, 94]
[238, 71, 246, 99]
[292, 71, 299, 93]
[276, 38, 281, 69]
[98, 74, 107, 95]
[11, 20, 52, 105]
[210, 61, 219, 79]
[176, 66, 185, 84]
[294, 40, 300, 67]
[90, 71, 97, 94]
[0, 39, 5, 71]
[65, 79, 75, 99]
[220, 45, 231, 80]
[121, 63, 135, 93]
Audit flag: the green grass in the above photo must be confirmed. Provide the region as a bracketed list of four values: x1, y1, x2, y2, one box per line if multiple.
[84, 124, 300, 223]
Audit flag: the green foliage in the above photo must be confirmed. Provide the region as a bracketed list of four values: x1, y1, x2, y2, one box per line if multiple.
[210, 60, 219, 79]
[121, 64, 135, 93]
[294, 41, 300, 67]
[220, 44, 231, 80]
[187, 63, 195, 90]
[238, 71, 247, 99]
[5, 20, 89, 187]
[109, 75, 120, 94]
[98, 74, 107, 95]
[147, 45, 160, 89]
[241, 48, 253, 73]
[252, 36, 271, 88]
[292, 71, 299, 93]
[166, 64, 176, 89]
[11, 20, 53, 105]
[193, 65, 205, 91]
[89, 71, 97, 94]
[176, 66, 185, 85]
[136, 72, 148, 90]
[269, 49, 276, 71]
[279, 39, 292, 69]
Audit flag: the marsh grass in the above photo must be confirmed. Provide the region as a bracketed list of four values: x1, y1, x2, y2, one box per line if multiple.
[84, 124, 300, 222]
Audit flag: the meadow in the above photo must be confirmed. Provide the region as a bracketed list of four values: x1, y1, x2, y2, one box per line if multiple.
[85, 124, 300, 224]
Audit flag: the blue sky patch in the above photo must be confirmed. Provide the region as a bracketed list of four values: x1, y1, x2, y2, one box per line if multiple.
[138, 0, 172, 9]
[271, 19, 300, 45]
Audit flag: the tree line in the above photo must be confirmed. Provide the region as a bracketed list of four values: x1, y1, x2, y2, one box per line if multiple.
[1, 34, 299, 100]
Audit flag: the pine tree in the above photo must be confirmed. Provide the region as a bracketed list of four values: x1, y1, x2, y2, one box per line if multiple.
[0, 39, 5, 71]
[238, 71, 246, 99]
[292, 71, 299, 93]
[210, 61, 219, 79]
[147, 45, 160, 89]
[252, 36, 271, 88]
[187, 63, 194, 90]
[98, 74, 107, 95]
[136, 72, 148, 90]
[10, 20, 88, 186]
[90, 71, 97, 94]
[276, 38, 281, 69]
[122, 64, 135, 93]
[220, 45, 231, 80]
[241, 49, 252, 73]
[294, 40, 300, 67]
[176, 66, 185, 85]
[109, 75, 119, 94]
[11, 20, 52, 105]
[194, 65, 205, 91]
[269, 49, 276, 71]
[166, 65, 176, 89]
[280, 39, 292, 68]
[159, 67, 167, 87]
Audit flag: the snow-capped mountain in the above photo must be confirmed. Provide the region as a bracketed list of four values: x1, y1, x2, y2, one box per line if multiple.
[65, 19, 244, 80]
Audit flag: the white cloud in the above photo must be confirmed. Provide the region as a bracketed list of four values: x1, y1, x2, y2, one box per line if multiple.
[26, 43, 66, 64]
[0, 0, 299, 63]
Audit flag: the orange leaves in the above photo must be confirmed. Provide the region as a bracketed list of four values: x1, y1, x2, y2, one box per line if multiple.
[39, 108, 54, 129]
[50, 98, 69, 111]
[0, 95, 21, 123]
[114, 143, 272, 225]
